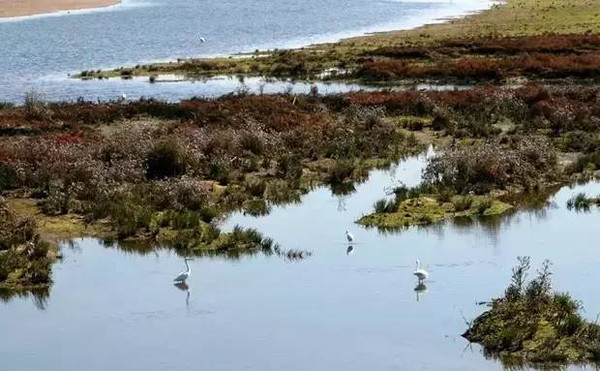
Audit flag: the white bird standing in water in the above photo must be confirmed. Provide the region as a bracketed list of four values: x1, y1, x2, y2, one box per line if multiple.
[345, 230, 354, 244]
[121, 92, 127, 101]
[173, 258, 193, 283]
[413, 260, 429, 283]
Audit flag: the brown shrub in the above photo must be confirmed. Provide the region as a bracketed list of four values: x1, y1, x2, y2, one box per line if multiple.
[423, 136, 558, 193]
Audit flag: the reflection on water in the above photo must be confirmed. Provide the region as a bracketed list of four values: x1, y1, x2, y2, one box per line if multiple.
[2, 150, 600, 370]
[346, 245, 354, 255]
[414, 282, 428, 302]
[173, 282, 191, 308]
[0, 287, 49, 310]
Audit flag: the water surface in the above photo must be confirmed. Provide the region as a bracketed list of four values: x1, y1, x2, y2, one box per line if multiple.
[0, 0, 494, 102]
[2, 152, 600, 370]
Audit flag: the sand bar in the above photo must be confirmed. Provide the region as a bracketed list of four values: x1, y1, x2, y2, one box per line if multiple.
[0, 0, 119, 18]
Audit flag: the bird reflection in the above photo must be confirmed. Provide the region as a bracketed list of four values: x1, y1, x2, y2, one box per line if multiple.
[414, 282, 428, 302]
[346, 245, 354, 255]
[174, 281, 191, 307]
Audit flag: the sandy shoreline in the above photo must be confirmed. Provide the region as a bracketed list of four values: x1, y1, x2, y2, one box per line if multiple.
[0, 0, 120, 18]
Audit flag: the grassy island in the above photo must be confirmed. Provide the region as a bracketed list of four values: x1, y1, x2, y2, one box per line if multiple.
[359, 133, 561, 229]
[464, 257, 600, 365]
[358, 194, 513, 230]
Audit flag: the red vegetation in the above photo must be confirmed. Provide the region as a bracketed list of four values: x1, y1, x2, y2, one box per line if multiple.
[359, 34, 600, 81]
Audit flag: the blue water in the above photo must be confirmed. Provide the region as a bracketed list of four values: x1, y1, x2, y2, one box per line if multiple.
[1, 151, 600, 370]
[0, 0, 494, 102]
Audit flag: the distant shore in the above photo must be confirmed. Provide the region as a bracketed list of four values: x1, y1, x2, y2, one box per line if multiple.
[0, 0, 120, 18]
[76, 0, 600, 83]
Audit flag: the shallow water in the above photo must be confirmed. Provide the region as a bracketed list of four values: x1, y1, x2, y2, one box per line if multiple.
[2, 151, 600, 370]
[0, 0, 494, 103]
[33, 74, 468, 104]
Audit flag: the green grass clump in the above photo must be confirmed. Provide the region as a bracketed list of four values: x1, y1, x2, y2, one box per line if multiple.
[476, 197, 493, 214]
[373, 198, 397, 213]
[464, 257, 600, 365]
[453, 195, 474, 212]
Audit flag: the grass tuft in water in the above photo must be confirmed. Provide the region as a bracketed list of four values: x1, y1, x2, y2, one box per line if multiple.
[464, 257, 600, 365]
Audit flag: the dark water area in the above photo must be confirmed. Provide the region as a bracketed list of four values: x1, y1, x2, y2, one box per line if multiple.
[2, 151, 600, 370]
[0, 0, 493, 103]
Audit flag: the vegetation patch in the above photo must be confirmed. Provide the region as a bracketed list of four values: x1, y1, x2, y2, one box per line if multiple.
[75, 0, 600, 84]
[358, 194, 512, 230]
[423, 136, 559, 194]
[464, 257, 600, 365]
[0, 95, 421, 257]
[0, 198, 55, 291]
[357, 134, 559, 230]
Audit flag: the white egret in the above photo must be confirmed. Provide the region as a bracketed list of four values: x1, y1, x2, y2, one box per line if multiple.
[121, 92, 127, 101]
[345, 230, 354, 244]
[173, 257, 193, 283]
[413, 260, 429, 283]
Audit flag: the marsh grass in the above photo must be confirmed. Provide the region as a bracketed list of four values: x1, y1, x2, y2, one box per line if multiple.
[326, 160, 356, 185]
[23, 90, 46, 121]
[424, 136, 558, 194]
[453, 196, 474, 212]
[464, 257, 600, 365]
[0, 198, 53, 290]
[373, 198, 397, 214]
[569, 152, 600, 173]
[476, 197, 493, 214]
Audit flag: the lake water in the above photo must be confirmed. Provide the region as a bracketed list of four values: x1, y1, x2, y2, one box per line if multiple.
[2, 150, 600, 370]
[0, 0, 494, 103]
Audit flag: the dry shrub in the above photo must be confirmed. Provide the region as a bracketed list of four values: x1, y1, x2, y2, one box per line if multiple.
[424, 136, 557, 193]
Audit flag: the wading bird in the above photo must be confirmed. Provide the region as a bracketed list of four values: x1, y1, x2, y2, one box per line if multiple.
[173, 258, 193, 283]
[346, 230, 354, 244]
[413, 260, 429, 283]
[121, 92, 127, 101]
